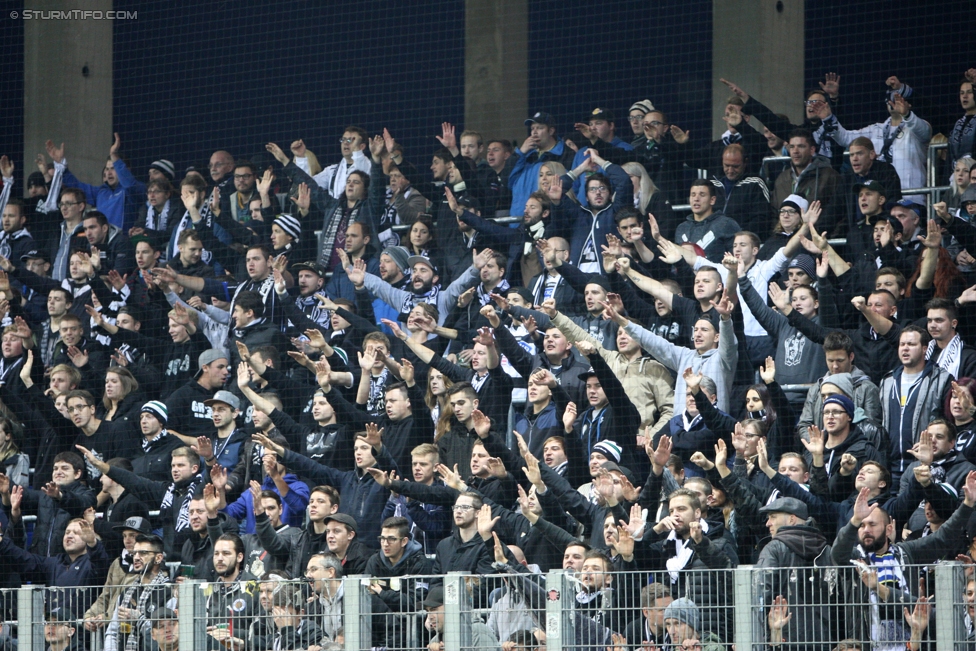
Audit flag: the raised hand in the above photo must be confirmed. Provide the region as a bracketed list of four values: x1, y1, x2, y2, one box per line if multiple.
[683, 367, 703, 394]
[768, 595, 792, 632]
[19, 349, 33, 387]
[0, 156, 12, 179]
[265, 142, 289, 165]
[470, 409, 491, 439]
[688, 520, 703, 544]
[964, 470, 976, 507]
[251, 432, 285, 456]
[839, 453, 858, 477]
[690, 451, 714, 471]
[851, 486, 873, 525]
[363, 423, 385, 449]
[731, 422, 748, 455]
[473, 247, 495, 270]
[457, 286, 476, 309]
[522, 450, 542, 487]
[436, 122, 457, 152]
[399, 358, 415, 385]
[435, 463, 465, 490]
[819, 72, 840, 98]
[668, 125, 690, 144]
[756, 438, 773, 476]
[562, 401, 577, 433]
[203, 483, 220, 517]
[364, 466, 392, 488]
[907, 428, 934, 466]
[480, 304, 501, 328]
[66, 345, 89, 368]
[647, 434, 672, 471]
[720, 78, 750, 103]
[759, 356, 776, 384]
[710, 290, 735, 317]
[919, 219, 943, 249]
[45, 140, 65, 164]
[913, 464, 932, 488]
[472, 326, 495, 348]
[714, 438, 729, 468]
[575, 339, 596, 357]
[800, 425, 826, 460]
[346, 258, 366, 286]
[382, 128, 396, 154]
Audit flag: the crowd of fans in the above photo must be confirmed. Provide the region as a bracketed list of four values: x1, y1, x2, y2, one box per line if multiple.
[4, 69, 976, 651]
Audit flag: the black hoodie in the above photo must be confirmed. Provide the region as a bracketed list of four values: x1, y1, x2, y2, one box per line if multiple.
[756, 524, 835, 651]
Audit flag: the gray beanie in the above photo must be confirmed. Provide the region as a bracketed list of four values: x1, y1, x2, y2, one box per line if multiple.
[381, 246, 410, 273]
[821, 373, 854, 399]
[664, 597, 700, 633]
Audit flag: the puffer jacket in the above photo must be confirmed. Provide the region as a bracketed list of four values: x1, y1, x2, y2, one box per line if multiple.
[756, 525, 835, 651]
[22, 480, 97, 557]
[880, 361, 952, 480]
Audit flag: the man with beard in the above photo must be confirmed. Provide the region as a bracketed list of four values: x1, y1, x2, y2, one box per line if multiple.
[350, 246, 491, 327]
[0, 199, 36, 267]
[899, 420, 976, 529]
[106, 533, 171, 651]
[83, 516, 151, 632]
[456, 188, 561, 287]
[325, 221, 379, 302]
[286, 261, 329, 329]
[831, 476, 976, 647]
[78, 444, 206, 558]
[205, 534, 256, 651]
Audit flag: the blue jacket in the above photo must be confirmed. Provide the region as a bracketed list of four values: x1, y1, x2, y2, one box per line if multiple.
[325, 255, 381, 302]
[222, 473, 311, 534]
[63, 159, 146, 231]
[569, 137, 633, 206]
[508, 140, 573, 216]
[560, 163, 633, 271]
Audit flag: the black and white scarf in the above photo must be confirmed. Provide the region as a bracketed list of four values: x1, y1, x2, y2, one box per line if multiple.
[119, 570, 170, 651]
[398, 285, 440, 322]
[144, 200, 173, 232]
[926, 334, 964, 379]
[366, 368, 390, 417]
[879, 120, 905, 164]
[161, 474, 204, 533]
[951, 114, 976, 163]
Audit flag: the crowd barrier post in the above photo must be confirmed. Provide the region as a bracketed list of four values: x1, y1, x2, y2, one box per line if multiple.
[342, 575, 373, 651]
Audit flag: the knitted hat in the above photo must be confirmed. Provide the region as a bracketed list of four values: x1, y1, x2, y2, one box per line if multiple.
[823, 394, 855, 419]
[592, 440, 623, 464]
[149, 160, 176, 181]
[274, 214, 302, 242]
[781, 194, 809, 213]
[787, 253, 816, 280]
[381, 246, 411, 273]
[664, 598, 700, 633]
[629, 99, 656, 115]
[140, 400, 168, 425]
[821, 373, 854, 399]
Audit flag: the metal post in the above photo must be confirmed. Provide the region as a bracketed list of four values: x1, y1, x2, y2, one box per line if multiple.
[342, 575, 372, 651]
[934, 562, 963, 651]
[443, 573, 472, 651]
[733, 566, 755, 651]
[177, 580, 207, 651]
[545, 570, 575, 651]
[17, 586, 44, 651]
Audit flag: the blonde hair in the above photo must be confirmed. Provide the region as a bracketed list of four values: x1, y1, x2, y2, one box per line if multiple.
[622, 162, 659, 214]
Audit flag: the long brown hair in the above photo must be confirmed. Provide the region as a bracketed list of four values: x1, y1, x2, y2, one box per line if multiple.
[906, 246, 963, 298]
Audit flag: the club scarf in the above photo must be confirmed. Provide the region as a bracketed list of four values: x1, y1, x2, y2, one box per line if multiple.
[926, 334, 963, 378]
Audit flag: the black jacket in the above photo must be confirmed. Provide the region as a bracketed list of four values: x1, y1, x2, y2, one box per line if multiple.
[21, 480, 97, 557]
[92, 489, 150, 560]
[363, 539, 433, 612]
[131, 432, 183, 484]
[164, 380, 219, 441]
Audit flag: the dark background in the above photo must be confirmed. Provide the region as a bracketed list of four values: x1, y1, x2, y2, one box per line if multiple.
[0, 0, 970, 188]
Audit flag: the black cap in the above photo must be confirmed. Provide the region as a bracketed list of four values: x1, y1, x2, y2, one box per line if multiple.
[505, 286, 534, 304]
[524, 111, 555, 127]
[45, 605, 76, 624]
[457, 195, 481, 212]
[759, 497, 809, 520]
[322, 513, 358, 534]
[292, 261, 327, 277]
[578, 368, 599, 381]
[151, 607, 178, 626]
[423, 585, 444, 609]
[869, 213, 903, 235]
[586, 107, 615, 123]
[853, 178, 886, 195]
[600, 461, 636, 487]
[113, 516, 152, 535]
[27, 171, 47, 188]
[21, 249, 50, 262]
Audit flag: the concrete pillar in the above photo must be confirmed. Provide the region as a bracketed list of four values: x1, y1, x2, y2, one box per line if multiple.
[23, 0, 113, 194]
[712, 0, 804, 138]
[464, 0, 527, 146]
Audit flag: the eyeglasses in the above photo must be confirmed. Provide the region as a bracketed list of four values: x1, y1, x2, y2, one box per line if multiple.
[452, 505, 475, 512]
[822, 409, 847, 417]
[643, 121, 664, 129]
[804, 99, 825, 106]
[339, 137, 357, 144]
[628, 116, 644, 124]
[58, 201, 80, 208]
[377, 536, 404, 544]
[587, 187, 609, 195]
[234, 174, 254, 180]
[778, 209, 800, 216]
[132, 550, 157, 556]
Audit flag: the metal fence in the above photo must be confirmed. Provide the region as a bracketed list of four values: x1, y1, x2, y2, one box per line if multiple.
[5, 562, 973, 651]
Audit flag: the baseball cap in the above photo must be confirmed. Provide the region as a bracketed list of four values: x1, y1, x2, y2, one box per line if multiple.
[292, 261, 327, 277]
[759, 497, 809, 520]
[423, 585, 445, 609]
[587, 107, 615, 123]
[407, 255, 437, 273]
[524, 111, 555, 127]
[204, 390, 241, 411]
[151, 607, 178, 626]
[457, 195, 482, 212]
[113, 516, 153, 535]
[322, 513, 358, 534]
[27, 171, 47, 188]
[600, 460, 636, 486]
[869, 214, 904, 235]
[853, 179, 886, 195]
[21, 249, 50, 262]
[198, 349, 228, 370]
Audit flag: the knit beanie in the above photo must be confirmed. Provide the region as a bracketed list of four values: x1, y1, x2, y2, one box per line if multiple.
[141, 400, 168, 425]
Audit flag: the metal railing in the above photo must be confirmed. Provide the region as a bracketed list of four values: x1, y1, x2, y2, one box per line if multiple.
[7, 563, 969, 651]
